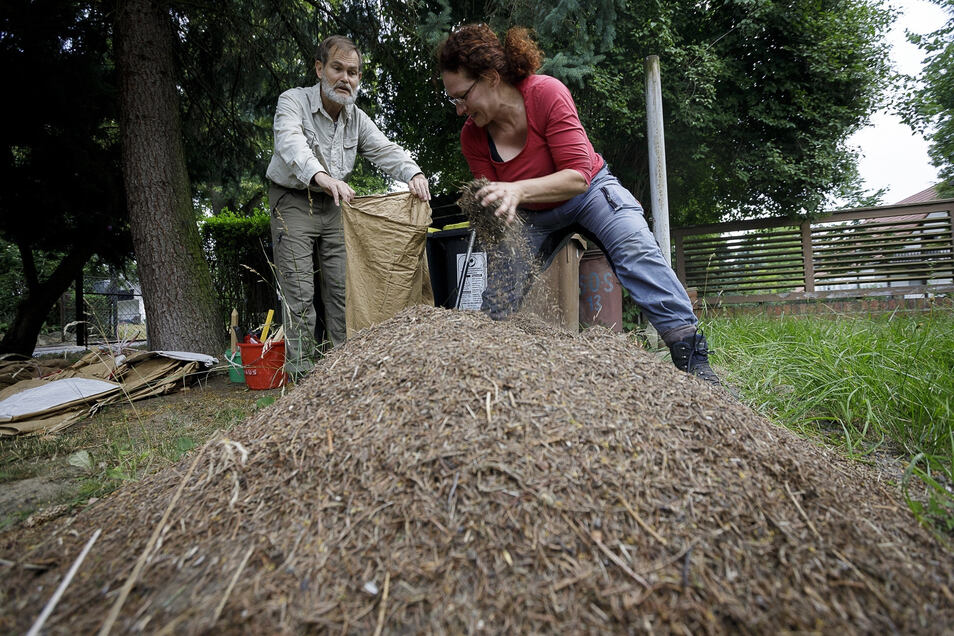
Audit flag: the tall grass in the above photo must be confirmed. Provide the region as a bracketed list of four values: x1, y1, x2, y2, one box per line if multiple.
[704, 308, 954, 533]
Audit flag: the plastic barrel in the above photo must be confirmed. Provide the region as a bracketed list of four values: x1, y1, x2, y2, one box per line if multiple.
[578, 249, 622, 332]
[237, 341, 288, 390]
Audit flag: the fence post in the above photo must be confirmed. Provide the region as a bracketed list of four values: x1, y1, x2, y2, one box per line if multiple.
[645, 55, 671, 266]
[800, 220, 815, 292]
[59, 292, 67, 336]
[75, 276, 86, 347]
[948, 209, 954, 275]
[111, 292, 119, 341]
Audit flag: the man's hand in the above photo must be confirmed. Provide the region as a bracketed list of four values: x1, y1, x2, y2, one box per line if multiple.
[476, 181, 524, 225]
[408, 173, 431, 201]
[312, 171, 355, 206]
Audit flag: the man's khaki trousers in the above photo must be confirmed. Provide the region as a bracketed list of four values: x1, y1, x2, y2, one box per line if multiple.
[268, 184, 346, 377]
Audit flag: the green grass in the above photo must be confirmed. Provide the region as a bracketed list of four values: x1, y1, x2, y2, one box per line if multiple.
[704, 308, 954, 535]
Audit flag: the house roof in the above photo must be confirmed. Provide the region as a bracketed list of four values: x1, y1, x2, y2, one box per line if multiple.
[850, 184, 945, 230]
[894, 185, 939, 205]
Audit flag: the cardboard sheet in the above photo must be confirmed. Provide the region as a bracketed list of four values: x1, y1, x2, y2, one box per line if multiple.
[0, 349, 217, 436]
[0, 378, 119, 421]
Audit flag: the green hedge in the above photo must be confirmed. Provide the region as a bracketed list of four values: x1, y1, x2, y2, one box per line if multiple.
[200, 209, 276, 338]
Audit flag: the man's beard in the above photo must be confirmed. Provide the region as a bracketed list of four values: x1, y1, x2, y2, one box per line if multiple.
[321, 77, 360, 106]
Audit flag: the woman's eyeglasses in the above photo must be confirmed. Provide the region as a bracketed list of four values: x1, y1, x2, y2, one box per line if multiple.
[447, 78, 479, 107]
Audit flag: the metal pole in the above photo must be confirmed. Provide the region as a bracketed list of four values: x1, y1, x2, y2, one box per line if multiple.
[645, 55, 672, 266]
[454, 229, 477, 310]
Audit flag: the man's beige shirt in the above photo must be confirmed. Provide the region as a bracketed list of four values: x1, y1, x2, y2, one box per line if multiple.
[266, 84, 421, 190]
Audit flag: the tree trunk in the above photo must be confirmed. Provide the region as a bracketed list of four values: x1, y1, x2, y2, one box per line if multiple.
[0, 243, 93, 357]
[115, 0, 223, 356]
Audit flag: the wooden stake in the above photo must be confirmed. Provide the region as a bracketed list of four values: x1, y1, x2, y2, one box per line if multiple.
[229, 308, 238, 351]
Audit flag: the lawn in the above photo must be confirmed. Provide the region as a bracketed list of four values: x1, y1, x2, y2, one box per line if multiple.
[704, 307, 954, 535]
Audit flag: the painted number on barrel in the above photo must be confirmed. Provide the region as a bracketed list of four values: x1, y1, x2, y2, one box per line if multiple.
[580, 272, 615, 315]
[586, 294, 603, 314]
[580, 272, 616, 293]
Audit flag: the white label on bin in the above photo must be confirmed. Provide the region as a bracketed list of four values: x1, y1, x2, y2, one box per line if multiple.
[455, 251, 487, 310]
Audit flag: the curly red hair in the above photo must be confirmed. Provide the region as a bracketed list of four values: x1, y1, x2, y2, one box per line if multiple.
[437, 24, 543, 84]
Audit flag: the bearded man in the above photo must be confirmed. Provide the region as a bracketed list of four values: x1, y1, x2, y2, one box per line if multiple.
[266, 35, 430, 377]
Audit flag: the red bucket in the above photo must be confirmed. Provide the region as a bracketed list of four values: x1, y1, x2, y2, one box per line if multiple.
[237, 341, 288, 390]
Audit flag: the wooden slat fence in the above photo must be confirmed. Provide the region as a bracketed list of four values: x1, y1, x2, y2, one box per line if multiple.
[672, 199, 954, 306]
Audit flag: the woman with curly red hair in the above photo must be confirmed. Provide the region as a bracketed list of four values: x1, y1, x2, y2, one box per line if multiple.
[438, 24, 720, 385]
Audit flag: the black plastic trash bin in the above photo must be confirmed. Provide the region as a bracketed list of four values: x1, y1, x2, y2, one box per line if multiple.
[426, 226, 487, 310]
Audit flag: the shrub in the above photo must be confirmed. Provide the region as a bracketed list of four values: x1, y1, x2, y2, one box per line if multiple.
[201, 209, 276, 338]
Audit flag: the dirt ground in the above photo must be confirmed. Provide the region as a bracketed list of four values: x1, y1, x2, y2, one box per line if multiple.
[0, 369, 281, 530]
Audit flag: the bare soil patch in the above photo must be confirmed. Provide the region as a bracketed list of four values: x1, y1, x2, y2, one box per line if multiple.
[1, 306, 951, 633]
[0, 476, 80, 523]
[0, 371, 273, 530]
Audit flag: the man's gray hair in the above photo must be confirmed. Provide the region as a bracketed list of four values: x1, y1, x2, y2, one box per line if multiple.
[315, 35, 362, 71]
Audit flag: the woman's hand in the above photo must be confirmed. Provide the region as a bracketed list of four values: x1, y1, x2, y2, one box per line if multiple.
[408, 173, 431, 201]
[476, 181, 524, 225]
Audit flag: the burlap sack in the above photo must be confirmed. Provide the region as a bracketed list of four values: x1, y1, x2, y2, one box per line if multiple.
[341, 192, 434, 337]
